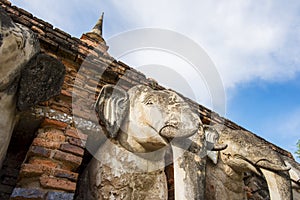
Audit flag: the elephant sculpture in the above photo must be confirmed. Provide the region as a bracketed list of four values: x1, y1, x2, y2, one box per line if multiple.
[84, 84, 206, 200]
[0, 8, 65, 168]
[205, 125, 293, 200]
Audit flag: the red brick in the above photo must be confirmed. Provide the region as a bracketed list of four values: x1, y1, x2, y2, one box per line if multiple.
[77, 44, 90, 55]
[61, 89, 72, 98]
[20, 164, 44, 178]
[32, 138, 61, 149]
[29, 158, 58, 168]
[41, 118, 68, 129]
[52, 169, 78, 182]
[33, 16, 53, 28]
[60, 144, 84, 156]
[67, 137, 86, 148]
[31, 25, 45, 36]
[54, 28, 71, 38]
[28, 146, 51, 158]
[57, 46, 77, 61]
[13, 15, 31, 27]
[62, 59, 79, 72]
[65, 128, 88, 141]
[38, 129, 65, 142]
[38, 35, 59, 52]
[53, 151, 82, 170]
[40, 176, 76, 192]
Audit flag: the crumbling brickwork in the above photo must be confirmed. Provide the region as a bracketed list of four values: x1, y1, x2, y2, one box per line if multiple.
[10, 121, 87, 199]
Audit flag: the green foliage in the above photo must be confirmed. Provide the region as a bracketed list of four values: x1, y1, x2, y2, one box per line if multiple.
[296, 140, 300, 158]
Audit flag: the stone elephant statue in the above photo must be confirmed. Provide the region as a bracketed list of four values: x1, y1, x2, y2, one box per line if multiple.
[85, 84, 206, 200]
[205, 125, 293, 200]
[0, 7, 65, 168]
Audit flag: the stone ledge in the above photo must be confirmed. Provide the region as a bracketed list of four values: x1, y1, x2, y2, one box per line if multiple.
[45, 191, 74, 200]
[10, 188, 75, 200]
[10, 188, 46, 200]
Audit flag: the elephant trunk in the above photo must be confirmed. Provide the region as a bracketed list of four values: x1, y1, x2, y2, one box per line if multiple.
[255, 159, 291, 172]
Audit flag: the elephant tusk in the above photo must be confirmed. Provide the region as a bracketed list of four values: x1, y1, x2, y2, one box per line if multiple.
[211, 144, 228, 151]
[260, 169, 292, 200]
[255, 159, 291, 172]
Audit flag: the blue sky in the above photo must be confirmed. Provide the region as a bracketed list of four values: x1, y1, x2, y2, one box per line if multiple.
[10, 0, 300, 161]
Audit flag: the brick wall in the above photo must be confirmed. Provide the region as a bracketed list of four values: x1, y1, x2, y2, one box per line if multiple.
[10, 120, 87, 199]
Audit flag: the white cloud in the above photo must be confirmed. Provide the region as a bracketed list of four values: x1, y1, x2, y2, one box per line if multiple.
[107, 0, 300, 89]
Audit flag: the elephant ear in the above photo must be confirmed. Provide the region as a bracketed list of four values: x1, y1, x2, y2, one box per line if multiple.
[204, 126, 219, 164]
[95, 85, 129, 138]
[204, 125, 227, 164]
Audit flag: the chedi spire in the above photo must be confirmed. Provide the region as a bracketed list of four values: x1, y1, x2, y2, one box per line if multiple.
[91, 12, 104, 36]
[81, 12, 107, 48]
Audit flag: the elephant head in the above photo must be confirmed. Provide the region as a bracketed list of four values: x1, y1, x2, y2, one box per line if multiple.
[0, 7, 40, 91]
[85, 84, 201, 200]
[207, 125, 292, 200]
[95, 84, 201, 153]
